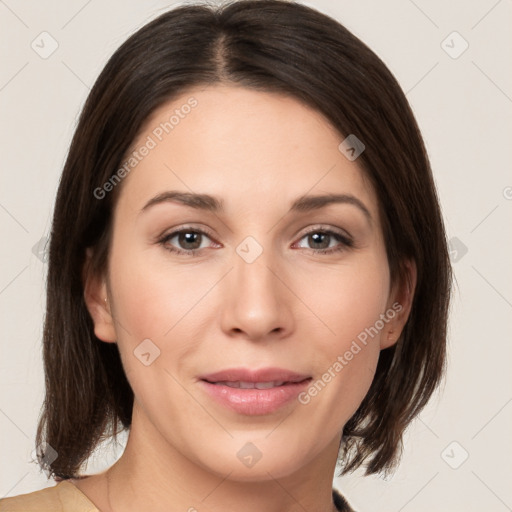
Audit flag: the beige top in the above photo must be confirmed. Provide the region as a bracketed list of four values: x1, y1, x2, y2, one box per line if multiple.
[0, 480, 354, 511]
[0, 481, 99, 512]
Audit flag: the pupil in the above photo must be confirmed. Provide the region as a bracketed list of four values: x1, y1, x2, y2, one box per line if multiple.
[310, 232, 329, 249]
[180, 232, 200, 249]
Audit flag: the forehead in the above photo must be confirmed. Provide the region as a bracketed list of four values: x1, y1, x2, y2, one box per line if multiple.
[116, 84, 379, 221]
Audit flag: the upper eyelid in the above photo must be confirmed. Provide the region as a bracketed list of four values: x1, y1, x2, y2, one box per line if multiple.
[160, 225, 216, 242]
[299, 225, 352, 239]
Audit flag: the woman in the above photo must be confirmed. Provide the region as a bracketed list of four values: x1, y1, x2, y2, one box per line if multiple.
[0, 1, 451, 510]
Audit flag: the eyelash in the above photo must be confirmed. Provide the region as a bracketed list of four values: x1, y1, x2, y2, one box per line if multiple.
[157, 226, 354, 257]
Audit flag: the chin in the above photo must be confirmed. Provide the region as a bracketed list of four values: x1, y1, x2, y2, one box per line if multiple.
[193, 438, 315, 482]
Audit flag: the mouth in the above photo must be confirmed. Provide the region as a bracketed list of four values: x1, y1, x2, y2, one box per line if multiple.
[198, 367, 312, 415]
[203, 380, 309, 389]
[199, 367, 311, 385]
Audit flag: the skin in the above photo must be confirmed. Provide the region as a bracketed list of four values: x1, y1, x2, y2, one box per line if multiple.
[78, 84, 415, 512]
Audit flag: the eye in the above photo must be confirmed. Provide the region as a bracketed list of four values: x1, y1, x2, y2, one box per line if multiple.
[158, 227, 218, 256]
[293, 228, 353, 255]
[158, 226, 353, 257]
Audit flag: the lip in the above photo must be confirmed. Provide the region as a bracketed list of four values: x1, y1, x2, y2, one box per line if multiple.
[199, 367, 311, 416]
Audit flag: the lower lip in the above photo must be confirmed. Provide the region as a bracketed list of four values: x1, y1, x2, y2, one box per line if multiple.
[200, 379, 311, 415]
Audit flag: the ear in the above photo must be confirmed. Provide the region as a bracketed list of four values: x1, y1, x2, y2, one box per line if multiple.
[82, 247, 117, 343]
[380, 259, 417, 350]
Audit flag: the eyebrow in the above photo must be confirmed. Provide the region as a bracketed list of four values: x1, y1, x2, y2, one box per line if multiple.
[140, 191, 223, 214]
[290, 193, 372, 223]
[140, 191, 372, 223]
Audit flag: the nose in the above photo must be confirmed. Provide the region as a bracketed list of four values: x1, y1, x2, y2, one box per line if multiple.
[220, 244, 295, 342]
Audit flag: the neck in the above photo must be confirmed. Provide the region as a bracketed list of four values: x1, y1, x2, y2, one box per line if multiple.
[104, 400, 341, 512]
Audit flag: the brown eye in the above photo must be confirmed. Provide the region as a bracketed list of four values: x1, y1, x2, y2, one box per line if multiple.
[295, 229, 353, 254]
[307, 232, 331, 250]
[159, 228, 216, 256]
[174, 231, 203, 250]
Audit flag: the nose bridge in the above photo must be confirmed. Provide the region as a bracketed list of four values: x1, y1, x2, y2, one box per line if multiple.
[235, 251, 278, 299]
[221, 235, 292, 338]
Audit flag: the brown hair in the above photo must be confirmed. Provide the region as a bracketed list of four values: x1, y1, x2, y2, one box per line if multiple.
[36, 0, 451, 480]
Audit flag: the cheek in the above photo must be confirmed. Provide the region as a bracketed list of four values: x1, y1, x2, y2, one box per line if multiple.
[294, 253, 390, 349]
[108, 245, 207, 342]
[106, 248, 208, 413]
[293, 255, 389, 422]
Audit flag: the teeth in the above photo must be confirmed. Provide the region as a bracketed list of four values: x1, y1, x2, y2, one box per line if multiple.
[213, 381, 286, 389]
[255, 381, 276, 389]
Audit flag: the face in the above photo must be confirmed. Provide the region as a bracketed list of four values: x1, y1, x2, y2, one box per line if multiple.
[85, 84, 410, 481]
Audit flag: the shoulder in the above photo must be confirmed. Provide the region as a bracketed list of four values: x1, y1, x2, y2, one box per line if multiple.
[333, 487, 357, 512]
[0, 481, 99, 512]
[1, 481, 351, 512]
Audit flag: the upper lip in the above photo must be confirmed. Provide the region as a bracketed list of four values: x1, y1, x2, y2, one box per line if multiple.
[200, 367, 311, 384]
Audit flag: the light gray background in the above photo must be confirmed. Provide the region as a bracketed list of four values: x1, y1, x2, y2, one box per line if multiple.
[1, 1, 511, 510]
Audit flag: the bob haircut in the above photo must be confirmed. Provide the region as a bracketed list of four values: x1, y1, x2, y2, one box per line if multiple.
[36, 0, 452, 480]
